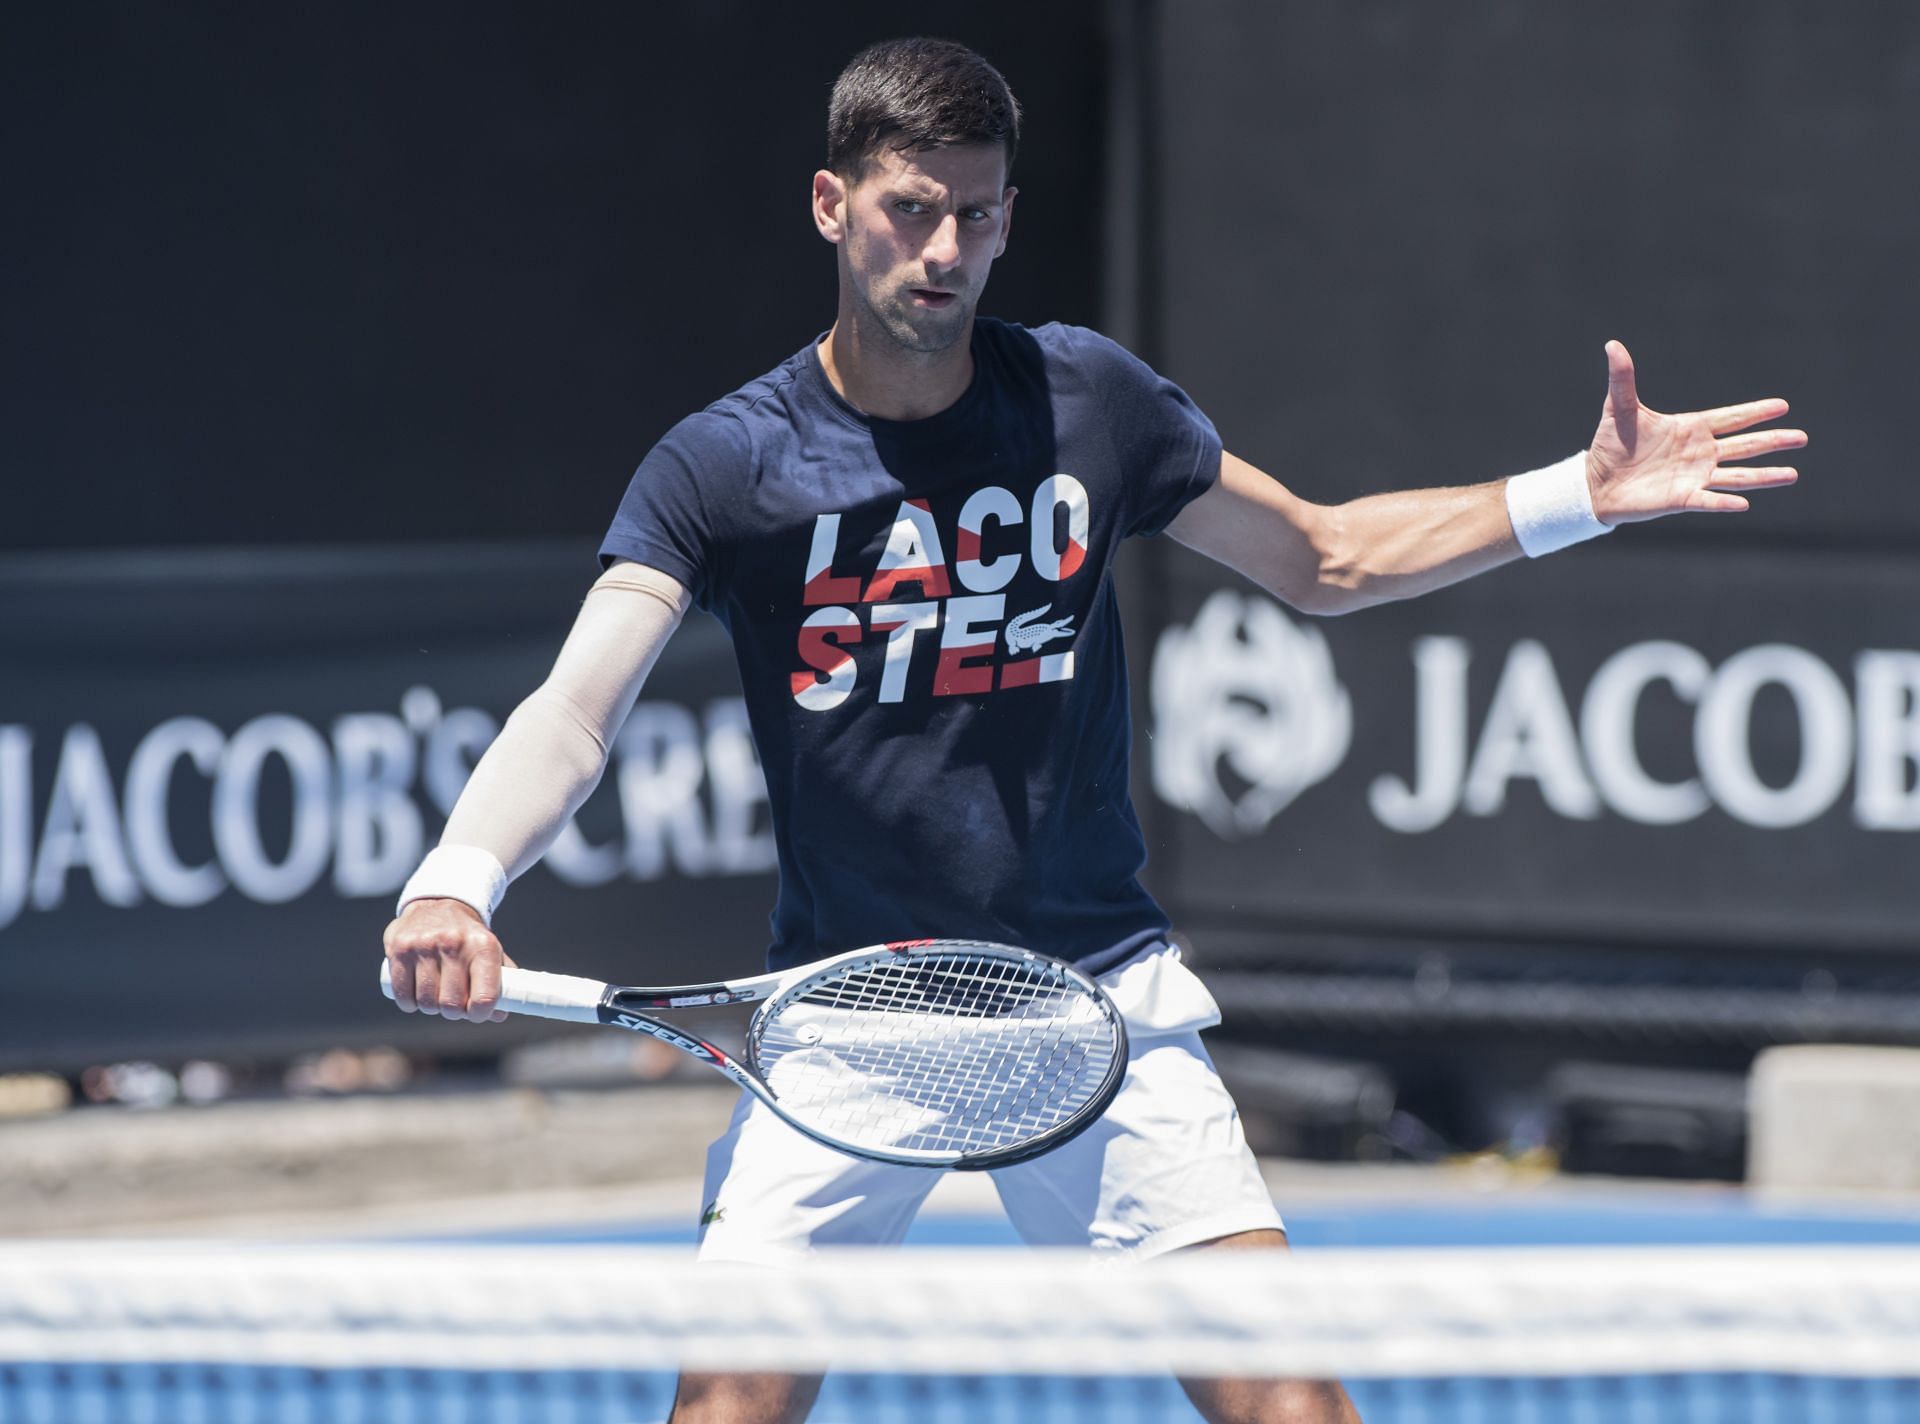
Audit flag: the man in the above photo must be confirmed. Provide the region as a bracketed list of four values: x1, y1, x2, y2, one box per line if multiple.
[382, 37, 1802, 1424]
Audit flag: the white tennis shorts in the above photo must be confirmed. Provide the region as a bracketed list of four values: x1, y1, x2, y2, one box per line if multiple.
[694, 943, 1285, 1263]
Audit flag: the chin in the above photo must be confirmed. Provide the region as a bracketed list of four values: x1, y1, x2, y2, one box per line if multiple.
[883, 304, 971, 354]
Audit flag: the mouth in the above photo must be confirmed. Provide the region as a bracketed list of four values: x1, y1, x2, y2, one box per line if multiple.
[908, 288, 958, 309]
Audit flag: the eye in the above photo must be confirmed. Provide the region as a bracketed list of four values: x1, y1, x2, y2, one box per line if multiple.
[894, 200, 929, 216]
[962, 208, 991, 222]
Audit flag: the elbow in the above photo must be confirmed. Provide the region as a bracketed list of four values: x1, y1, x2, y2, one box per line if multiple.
[1292, 587, 1367, 618]
[1283, 583, 1371, 618]
[1270, 507, 1372, 617]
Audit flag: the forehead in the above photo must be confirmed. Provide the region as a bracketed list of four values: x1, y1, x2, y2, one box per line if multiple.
[857, 143, 1009, 197]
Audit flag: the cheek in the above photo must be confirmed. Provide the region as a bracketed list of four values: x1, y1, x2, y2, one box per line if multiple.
[965, 228, 1003, 267]
[848, 224, 906, 276]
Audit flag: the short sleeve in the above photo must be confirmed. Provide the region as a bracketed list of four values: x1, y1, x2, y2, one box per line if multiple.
[599, 409, 748, 608]
[1061, 327, 1223, 538]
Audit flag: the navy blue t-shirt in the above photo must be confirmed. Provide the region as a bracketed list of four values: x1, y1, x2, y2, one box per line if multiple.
[600, 319, 1221, 975]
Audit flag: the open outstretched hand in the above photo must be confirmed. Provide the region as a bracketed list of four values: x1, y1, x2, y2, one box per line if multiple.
[1586, 340, 1804, 525]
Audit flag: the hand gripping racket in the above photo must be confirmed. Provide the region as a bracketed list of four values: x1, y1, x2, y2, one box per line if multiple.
[379, 939, 1128, 1170]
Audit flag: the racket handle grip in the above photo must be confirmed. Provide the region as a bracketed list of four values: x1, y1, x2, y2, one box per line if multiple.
[377, 961, 608, 1022]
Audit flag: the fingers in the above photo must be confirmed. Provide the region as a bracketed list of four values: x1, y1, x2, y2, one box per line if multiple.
[1701, 398, 1790, 435]
[1717, 427, 1807, 463]
[383, 929, 420, 1013]
[438, 956, 471, 1020]
[1606, 344, 1802, 453]
[383, 901, 505, 1023]
[1708, 464, 1799, 491]
[410, 954, 442, 1016]
[1605, 340, 1639, 420]
[467, 952, 502, 1025]
[1688, 463, 1798, 516]
[1592, 344, 1806, 522]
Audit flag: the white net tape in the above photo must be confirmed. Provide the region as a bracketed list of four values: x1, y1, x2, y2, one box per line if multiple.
[3, 1244, 1918, 1378]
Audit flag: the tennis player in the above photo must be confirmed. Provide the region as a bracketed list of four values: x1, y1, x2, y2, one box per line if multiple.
[382, 38, 1802, 1424]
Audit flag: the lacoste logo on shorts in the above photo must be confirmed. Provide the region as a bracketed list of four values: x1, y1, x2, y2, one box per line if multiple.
[700, 1200, 726, 1227]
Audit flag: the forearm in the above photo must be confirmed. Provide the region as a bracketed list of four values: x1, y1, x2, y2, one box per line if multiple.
[440, 681, 614, 883]
[1169, 449, 1606, 617]
[1313, 450, 1615, 612]
[397, 561, 690, 920]
[1304, 478, 1521, 614]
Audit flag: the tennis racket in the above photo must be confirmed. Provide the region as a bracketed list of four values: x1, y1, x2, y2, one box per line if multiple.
[378, 939, 1128, 1170]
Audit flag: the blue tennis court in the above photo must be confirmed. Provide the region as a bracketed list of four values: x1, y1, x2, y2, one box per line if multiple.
[445, 1185, 1920, 1250]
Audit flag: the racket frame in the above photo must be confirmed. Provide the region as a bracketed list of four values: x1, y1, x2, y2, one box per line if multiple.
[385, 939, 1128, 1170]
[607, 940, 1127, 1170]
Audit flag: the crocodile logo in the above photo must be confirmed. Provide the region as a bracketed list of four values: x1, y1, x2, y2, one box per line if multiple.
[1006, 604, 1076, 654]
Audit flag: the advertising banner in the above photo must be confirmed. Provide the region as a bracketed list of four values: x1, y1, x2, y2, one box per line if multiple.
[1135, 541, 1920, 964]
[0, 546, 777, 1070]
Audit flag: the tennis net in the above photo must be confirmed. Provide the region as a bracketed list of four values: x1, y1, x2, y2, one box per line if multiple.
[4, 1241, 1918, 1422]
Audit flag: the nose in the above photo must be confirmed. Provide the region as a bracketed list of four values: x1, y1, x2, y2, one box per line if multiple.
[923, 213, 961, 273]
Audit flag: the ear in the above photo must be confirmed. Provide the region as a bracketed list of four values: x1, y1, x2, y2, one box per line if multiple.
[995, 186, 1018, 259]
[813, 169, 849, 245]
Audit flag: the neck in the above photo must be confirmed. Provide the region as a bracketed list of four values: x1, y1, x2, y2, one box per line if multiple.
[816, 300, 975, 422]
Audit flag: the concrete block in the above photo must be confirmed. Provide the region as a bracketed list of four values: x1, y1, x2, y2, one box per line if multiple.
[1749, 1045, 1920, 1194]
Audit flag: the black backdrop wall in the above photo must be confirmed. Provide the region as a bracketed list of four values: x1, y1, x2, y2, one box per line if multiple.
[1133, 2, 1917, 549]
[2, 2, 1106, 549]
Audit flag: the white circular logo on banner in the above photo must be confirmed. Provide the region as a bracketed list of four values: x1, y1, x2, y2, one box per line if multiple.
[1150, 590, 1351, 837]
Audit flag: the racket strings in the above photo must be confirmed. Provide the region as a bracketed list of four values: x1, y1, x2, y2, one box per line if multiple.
[753, 951, 1120, 1159]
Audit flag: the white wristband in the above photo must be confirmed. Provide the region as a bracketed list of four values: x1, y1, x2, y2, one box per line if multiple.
[1504, 452, 1612, 558]
[396, 845, 509, 925]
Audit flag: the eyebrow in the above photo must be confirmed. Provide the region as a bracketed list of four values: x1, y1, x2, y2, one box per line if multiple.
[887, 187, 1002, 208]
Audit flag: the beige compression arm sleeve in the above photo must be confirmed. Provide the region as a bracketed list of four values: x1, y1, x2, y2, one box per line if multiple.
[394, 560, 691, 922]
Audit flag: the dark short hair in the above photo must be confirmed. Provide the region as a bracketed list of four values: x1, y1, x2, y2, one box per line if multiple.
[827, 38, 1021, 182]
